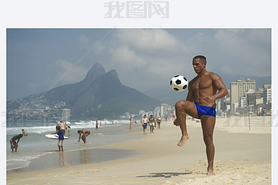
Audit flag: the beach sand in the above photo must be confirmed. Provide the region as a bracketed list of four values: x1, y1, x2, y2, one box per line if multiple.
[7, 117, 271, 185]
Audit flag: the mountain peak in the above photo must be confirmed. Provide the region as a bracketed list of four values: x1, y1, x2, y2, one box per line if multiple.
[84, 62, 106, 82]
[106, 70, 120, 81]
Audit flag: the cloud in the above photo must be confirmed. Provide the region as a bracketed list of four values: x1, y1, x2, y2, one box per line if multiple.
[214, 29, 271, 76]
[51, 60, 88, 87]
[113, 29, 184, 52]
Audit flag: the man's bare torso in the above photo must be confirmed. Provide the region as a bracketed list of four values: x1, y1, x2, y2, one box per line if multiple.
[189, 72, 217, 107]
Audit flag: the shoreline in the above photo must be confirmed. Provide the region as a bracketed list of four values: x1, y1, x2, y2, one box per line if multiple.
[7, 118, 271, 185]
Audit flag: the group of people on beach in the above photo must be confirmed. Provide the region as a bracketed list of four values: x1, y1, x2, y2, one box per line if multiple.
[140, 115, 162, 134]
[55, 121, 91, 152]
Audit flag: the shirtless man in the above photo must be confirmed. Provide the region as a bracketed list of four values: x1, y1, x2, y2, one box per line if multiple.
[57, 121, 66, 135]
[173, 55, 228, 175]
[10, 134, 23, 152]
[77, 129, 90, 143]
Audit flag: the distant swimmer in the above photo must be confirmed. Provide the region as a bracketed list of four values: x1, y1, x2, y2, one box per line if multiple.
[22, 129, 28, 136]
[173, 55, 228, 175]
[77, 129, 90, 143]
[10, 134, 23, 152]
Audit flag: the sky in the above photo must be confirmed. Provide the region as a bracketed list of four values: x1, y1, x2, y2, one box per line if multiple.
[7, 28, 271, 100]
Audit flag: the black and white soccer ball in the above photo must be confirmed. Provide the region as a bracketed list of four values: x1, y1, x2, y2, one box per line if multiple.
[170, 75, 188, 92]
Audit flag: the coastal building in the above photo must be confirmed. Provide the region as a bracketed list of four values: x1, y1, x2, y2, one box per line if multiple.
[62, 108, 71, 122]
[230, 79, 256, 112]
[160, 103, 168, 119]
[263, 84, 272, 105]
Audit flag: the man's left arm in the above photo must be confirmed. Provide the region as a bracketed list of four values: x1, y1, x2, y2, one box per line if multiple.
[211, 73, 228, 100]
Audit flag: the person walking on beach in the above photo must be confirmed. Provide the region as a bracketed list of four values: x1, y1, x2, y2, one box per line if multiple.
[141, 115, 148, 134]
[149, 115, 156, 134]
[57, 127, 64, 152]
[173, 55, 228, 175]
[78, 129, 90, 143]
[156, 117, 161, 129]
[129, 119, 133, 131]
[10, 134, 23, 152]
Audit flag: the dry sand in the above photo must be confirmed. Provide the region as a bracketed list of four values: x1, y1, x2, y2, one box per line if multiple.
[7, 117, 271, 185]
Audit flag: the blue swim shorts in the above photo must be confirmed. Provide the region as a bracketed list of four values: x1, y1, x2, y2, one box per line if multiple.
[142, 123, 147, 129]
[194, 103, 216, 119]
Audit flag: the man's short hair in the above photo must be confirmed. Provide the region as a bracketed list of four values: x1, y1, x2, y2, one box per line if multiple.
[193, 55, 206, 64]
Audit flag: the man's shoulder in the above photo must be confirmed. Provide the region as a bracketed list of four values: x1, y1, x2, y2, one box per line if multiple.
[189, 76, 198, 84]
[207, 72, 222, 80]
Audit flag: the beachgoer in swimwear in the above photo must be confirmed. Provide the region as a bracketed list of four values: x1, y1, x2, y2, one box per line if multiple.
[78, 129, 90, 143]
[173, 55, 228, 175]
[57, 127, 64, 152]
[156, 117, 161, 129]
[149, 115, 156, 134]
[57, 121, 66, 135]
[96, 121, 99, 129]
[10, 134, 23, 152]
[67, 125, 71, 137]
[129, 119, 132, 131]
[141, 115, 148, 134]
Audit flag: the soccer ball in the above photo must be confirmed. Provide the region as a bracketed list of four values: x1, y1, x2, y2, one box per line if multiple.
[170, 75, 188, 91]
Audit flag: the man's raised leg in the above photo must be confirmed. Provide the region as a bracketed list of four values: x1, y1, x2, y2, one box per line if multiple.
[174, 101, 198, 147]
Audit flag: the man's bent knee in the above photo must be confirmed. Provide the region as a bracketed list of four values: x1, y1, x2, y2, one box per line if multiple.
[175, 101, 190, 110]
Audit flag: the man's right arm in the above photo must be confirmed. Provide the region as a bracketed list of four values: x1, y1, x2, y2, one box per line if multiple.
[186, 81, 194, 102]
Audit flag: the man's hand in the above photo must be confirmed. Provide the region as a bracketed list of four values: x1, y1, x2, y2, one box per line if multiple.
[203, 96, 215, 103]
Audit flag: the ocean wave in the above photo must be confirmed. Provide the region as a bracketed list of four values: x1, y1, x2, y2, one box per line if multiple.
[6, 120, 129, 136]
[6, 159, 31, 171]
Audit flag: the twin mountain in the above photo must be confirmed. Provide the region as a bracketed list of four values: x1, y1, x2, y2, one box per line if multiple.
[8, 63, 162, 120]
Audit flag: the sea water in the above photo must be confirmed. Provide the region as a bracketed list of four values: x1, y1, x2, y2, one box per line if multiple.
[6, 120, 141, 172]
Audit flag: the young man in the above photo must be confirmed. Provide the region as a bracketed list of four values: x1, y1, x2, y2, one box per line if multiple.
[173, 55, 228, 175]
[141, 115, 148, 134]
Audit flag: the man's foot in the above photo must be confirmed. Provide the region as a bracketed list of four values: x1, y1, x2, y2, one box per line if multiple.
[206, 170, 215, 176]
[177, 135, 189, 147]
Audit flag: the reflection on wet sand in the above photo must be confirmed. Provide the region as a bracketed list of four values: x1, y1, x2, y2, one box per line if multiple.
[80, 149, 91, 164]
[59, 152, 67, 167]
